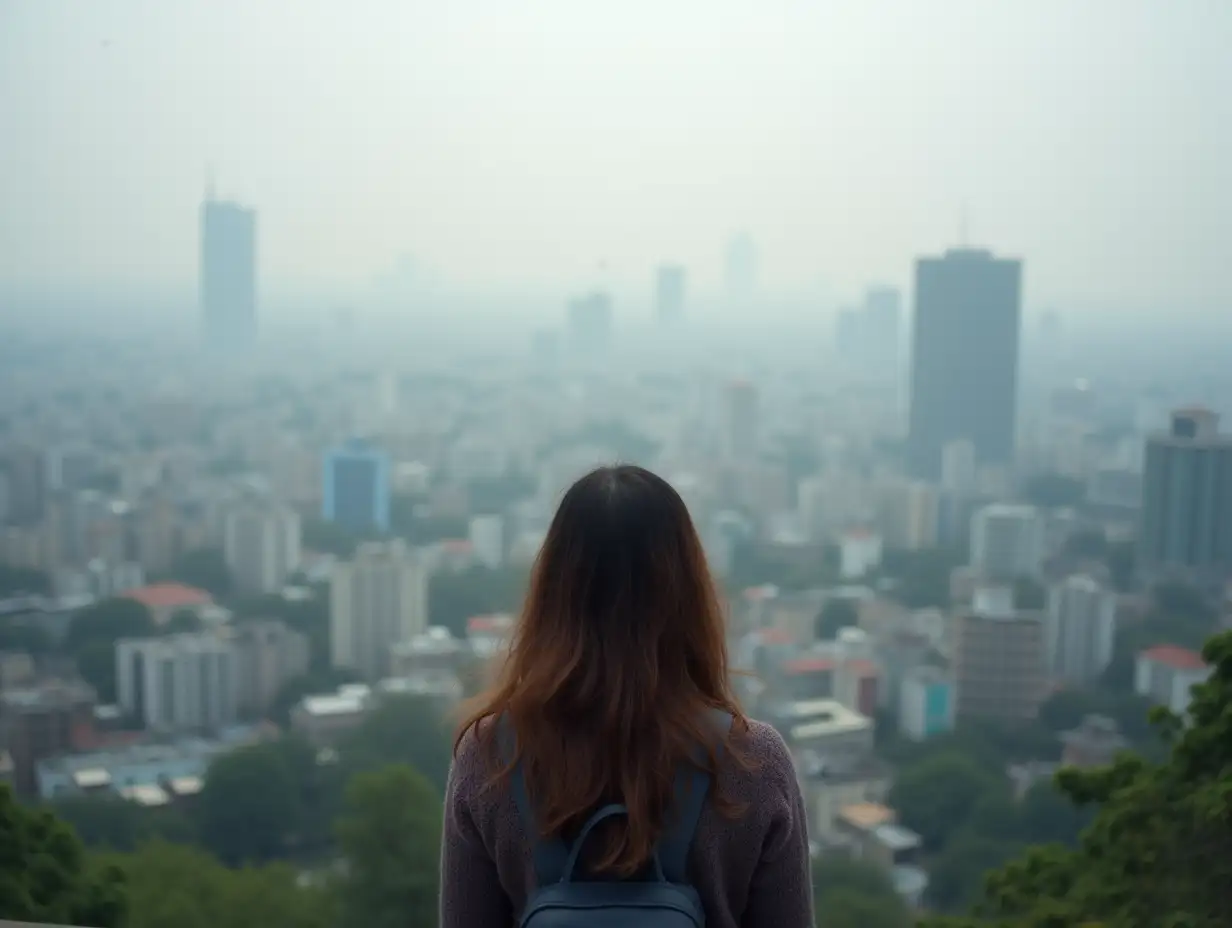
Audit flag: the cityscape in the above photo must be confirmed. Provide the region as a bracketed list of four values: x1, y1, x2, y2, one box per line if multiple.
[2, 3, 1231, 928]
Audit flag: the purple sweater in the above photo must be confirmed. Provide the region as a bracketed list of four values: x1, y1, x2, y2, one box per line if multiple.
[440, 718, 815, 928]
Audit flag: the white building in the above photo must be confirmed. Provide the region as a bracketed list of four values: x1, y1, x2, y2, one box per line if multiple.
[115, 632, 238, 733]
[223, 502, 301, 595]
[840, 529, 883, 580]
[229, 620, 311, 717]
[969, 503, 1044, 581]
[330, 540, 429, 680]
[1044, 574, 1116, 683]
[1134, 645, 1210, 716]
[468, 514, 505, 569]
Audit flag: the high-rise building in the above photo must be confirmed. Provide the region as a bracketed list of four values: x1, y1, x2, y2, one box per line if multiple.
[1138, 407, 1232, 584]
[954, 587, 1046, 722]
[200, 196, 257, 347]
[223, 501, 302, 595]
[907, 248, 1022, 480]
[655, 265, 687, 325]
[836, 287, 901, 372]
[229, 620, 311, 717]
[567, 292, 613, 355]
[721, 379, 759, 463]
[1044, 574, 1117, 684]
[969, 503, 1044, 581]
[322, 440, 391, 534]
[115, 632, 238, 733]
[329, 539, 429, 680]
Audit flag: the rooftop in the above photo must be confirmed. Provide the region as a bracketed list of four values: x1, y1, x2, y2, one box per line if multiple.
[121, 583, 213, 611]
[837, 802, 895, 831]
[1140, 644, 1207, 672]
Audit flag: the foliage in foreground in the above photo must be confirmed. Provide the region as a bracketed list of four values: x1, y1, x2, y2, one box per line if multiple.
[925, 630, 1232, 928]
[0, 785, 127, 927]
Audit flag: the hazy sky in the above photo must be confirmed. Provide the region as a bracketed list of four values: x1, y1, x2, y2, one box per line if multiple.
[2, 0, 1229, 314]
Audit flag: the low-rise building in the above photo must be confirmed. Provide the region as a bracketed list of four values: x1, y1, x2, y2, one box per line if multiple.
[1134, 645, 1210, 715]
[1060, 714, 1127, 768]
[120, 583, 214, 627]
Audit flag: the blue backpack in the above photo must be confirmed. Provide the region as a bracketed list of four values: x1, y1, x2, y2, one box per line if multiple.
[506, 711, 733, 928]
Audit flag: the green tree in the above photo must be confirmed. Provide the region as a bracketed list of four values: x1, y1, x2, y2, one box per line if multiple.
[338, 694, 454, 793]
[888, 753, 1004, 850]
[113, 841, 335, 928]
[815, 597, 859, 640]
[926, 630, 1232, 927]
[0, 784, 128, 927]
[51, 795, 196, 852]
[161, 548, 233, 599]
[66, 597, 156, 702]
[162, 608, 203, 634]
[303, 518, 362, 557]
[335, 765, 442, 928]
[812, 855, 911, 928]
[197, 742, 301, 865]
[271, 667, 361, 726]
[65, 596, 155, 653]
[926, 832, 1022, 914]
[0, 563, 51, 596]
[428, 565, 528, 638]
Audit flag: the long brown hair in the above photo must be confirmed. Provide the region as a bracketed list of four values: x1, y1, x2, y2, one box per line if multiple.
[456, 464, 747, 876]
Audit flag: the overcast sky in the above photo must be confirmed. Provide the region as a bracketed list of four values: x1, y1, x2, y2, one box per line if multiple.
[1, 0, 1229, 315]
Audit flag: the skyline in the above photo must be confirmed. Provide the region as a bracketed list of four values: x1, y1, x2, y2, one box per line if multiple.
[1, 1, 1230, 321]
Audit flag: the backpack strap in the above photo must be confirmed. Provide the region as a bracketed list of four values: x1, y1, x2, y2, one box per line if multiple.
[658, 708, 734, 884]
[502, 708, 734, 887]
[498, 714, 570, 886]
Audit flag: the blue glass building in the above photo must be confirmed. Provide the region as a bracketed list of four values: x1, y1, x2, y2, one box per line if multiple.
[322, 441, 391, 534]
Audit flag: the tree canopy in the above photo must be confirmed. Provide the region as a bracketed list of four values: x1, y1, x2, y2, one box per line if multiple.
[0, 784, 128, 927]
[197, 742, 302, 866]
[65, 596, 156, 702]
[926, 630, 1232, 927]
[812, 854, 912, 928]
[334, 765, 443, 928]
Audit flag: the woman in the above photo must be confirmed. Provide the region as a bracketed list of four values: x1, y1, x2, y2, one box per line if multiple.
[441, 465, 813, 928]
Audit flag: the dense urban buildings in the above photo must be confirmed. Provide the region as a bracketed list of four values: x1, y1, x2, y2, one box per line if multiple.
[969, 503, 1044, 581]
[1138, 407, 1232, 585]
[222, 501, 302, 595]
[566, 292, 613, 355]
[1044, 574, 1117, 684]
[199, 195, 257, 348]
[907, 248, 1022, 481]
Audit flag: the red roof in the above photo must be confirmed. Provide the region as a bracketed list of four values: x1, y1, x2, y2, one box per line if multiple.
[121, 583, 212, 610]
[1140, 644, 1206, 672]
[783, 658, 836, 675]
[755, 627, 795, 645]
[442, 539, 474, 553]
[845, 658, 878, 676]
[467, 615, 513, 633]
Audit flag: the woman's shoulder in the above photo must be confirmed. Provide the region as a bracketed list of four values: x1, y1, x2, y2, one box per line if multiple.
[728, 716, 796, 785]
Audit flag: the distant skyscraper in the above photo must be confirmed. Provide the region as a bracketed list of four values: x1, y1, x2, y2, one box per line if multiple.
[322, 441, 391, 534]
[724, 233, 757, 303]
[200, 196, 257, 347]
[835, 287, 901, 372]
[907, 248, 1022, 481]
[567, 292, 613, 355]
[655, 265, 687, 325]
[1138, 408, 1232, 584]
